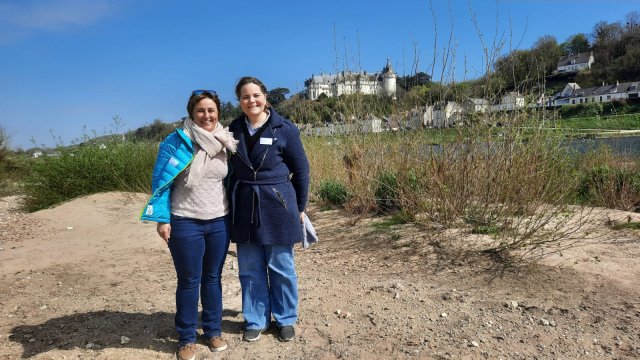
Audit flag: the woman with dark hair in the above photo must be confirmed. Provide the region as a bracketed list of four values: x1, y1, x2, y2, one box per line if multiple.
[141, 90, 238, 360]
[227, 76, 310, 343]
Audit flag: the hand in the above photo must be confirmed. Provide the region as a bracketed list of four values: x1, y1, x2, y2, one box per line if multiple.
[157, 223, 171, 244]
[300, 212, 305, 223]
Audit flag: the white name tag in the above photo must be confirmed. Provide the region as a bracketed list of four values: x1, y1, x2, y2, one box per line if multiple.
[259, 137, 273, 145]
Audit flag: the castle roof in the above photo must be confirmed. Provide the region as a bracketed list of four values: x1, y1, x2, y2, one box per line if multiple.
[307, 59, 395, 85]
[383, 58, 395, 76]
[310, 71, 381, 85]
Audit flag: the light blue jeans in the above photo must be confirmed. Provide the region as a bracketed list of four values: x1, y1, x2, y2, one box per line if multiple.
[236, 243, 298, 330]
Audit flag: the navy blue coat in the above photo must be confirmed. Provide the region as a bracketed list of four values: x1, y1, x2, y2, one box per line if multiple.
[227, 109, 310, 245]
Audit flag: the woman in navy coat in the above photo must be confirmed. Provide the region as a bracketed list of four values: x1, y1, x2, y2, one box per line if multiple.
[227, 76, 310, 342]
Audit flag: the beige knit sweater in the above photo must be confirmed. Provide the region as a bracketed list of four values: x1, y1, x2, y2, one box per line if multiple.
[170, 144, 228, 220]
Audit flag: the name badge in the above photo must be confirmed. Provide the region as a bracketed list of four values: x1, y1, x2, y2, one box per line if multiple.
[259, 137, 273, 145]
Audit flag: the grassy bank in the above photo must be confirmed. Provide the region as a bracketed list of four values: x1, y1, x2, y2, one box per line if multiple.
[21, 141, 156, 211]
[2, 113, 638, 263]
[552, 112, 640, 131]
[5, 118, 638, 216]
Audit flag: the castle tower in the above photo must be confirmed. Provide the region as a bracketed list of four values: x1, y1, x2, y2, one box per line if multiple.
[382, 58, 397, 99]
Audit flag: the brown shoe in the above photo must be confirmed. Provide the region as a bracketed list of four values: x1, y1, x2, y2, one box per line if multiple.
[207, 336, 228, 352]
[176, 343, 197, 360]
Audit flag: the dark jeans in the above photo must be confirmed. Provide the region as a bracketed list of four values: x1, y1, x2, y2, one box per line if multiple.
[168, 214, 230, 345]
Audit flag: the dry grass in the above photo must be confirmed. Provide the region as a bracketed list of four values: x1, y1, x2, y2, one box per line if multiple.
[302, 108, 637, 263]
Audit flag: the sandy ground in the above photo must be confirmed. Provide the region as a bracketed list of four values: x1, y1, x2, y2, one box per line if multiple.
[0, 192, 639, 360]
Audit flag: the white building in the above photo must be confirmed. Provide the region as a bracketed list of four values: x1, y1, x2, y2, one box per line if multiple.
[556, 52, 595, 73]
[405, 108, 427, 130]
[490, 92, 526, 112]
[462, 98, 490, 113]
[432, 101, 464, 128]
[423, 105, 434, 127]
[359, 116, 383, 133]
[306, 59, 397, 100]
[550, 81, 640, 106]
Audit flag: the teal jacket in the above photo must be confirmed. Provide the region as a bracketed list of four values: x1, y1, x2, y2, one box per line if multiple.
[140, 129, 194, 223]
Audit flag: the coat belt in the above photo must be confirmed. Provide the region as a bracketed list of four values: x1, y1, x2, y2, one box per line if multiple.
[231, 175, 290, 227]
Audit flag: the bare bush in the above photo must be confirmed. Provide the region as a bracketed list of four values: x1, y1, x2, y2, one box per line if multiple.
[0, 126, 10, 166]
[300, 2, 640, 266]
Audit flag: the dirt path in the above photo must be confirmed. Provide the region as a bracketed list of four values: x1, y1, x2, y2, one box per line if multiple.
[0, 192, 639, 359]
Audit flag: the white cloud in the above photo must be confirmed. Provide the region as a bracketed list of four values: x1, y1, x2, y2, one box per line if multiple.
[0, 0, 116, 41]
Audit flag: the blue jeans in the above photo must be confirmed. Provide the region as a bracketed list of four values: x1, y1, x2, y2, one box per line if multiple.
[168, 215, 230, 345]
[237, 243, 298, 330]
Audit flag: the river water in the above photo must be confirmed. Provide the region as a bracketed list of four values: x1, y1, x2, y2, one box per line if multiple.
[566, 135, 640, 155]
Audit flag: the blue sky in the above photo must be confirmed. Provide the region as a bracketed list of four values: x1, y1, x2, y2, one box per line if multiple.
[0, 0, 638, 149]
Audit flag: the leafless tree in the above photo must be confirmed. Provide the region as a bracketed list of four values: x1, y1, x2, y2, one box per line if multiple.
[0, 125, 9, 150]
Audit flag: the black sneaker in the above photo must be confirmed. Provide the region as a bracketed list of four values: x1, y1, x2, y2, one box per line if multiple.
[243, 328, 263, 342]
[278, 325, 295, 342]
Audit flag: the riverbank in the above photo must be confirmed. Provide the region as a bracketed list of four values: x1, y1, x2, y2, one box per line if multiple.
[564, 129, 640, 138]
[1, 192, 639, 359]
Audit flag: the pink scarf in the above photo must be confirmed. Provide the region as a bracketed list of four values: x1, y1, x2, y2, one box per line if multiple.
[182, 118, 238, 188]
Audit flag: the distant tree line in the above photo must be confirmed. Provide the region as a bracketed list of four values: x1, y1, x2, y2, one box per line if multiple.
[587, 12, 640, 85]
[127, 119, 177, 142]
[486, 11, 640, 95]
[126, 12, 640, 137]
[126, 100, 243, 142]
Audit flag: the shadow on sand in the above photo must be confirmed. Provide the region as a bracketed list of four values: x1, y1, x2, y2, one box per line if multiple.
[9, 309, 242, 358]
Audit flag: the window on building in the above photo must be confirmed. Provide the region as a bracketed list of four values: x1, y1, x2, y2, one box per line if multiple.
[607, 95, 611, 100]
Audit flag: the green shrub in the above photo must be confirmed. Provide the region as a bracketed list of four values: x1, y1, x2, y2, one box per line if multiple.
[23, 141, 157, 211]
[576, 165, 610, 202]
[317, 179, 349, 206]
[372, 211, 413, 230]
[611, 221, 640, 230]
[576, 164, 640, 209]
[375, 170, 400, 213]
[0, 151, 29, 196]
